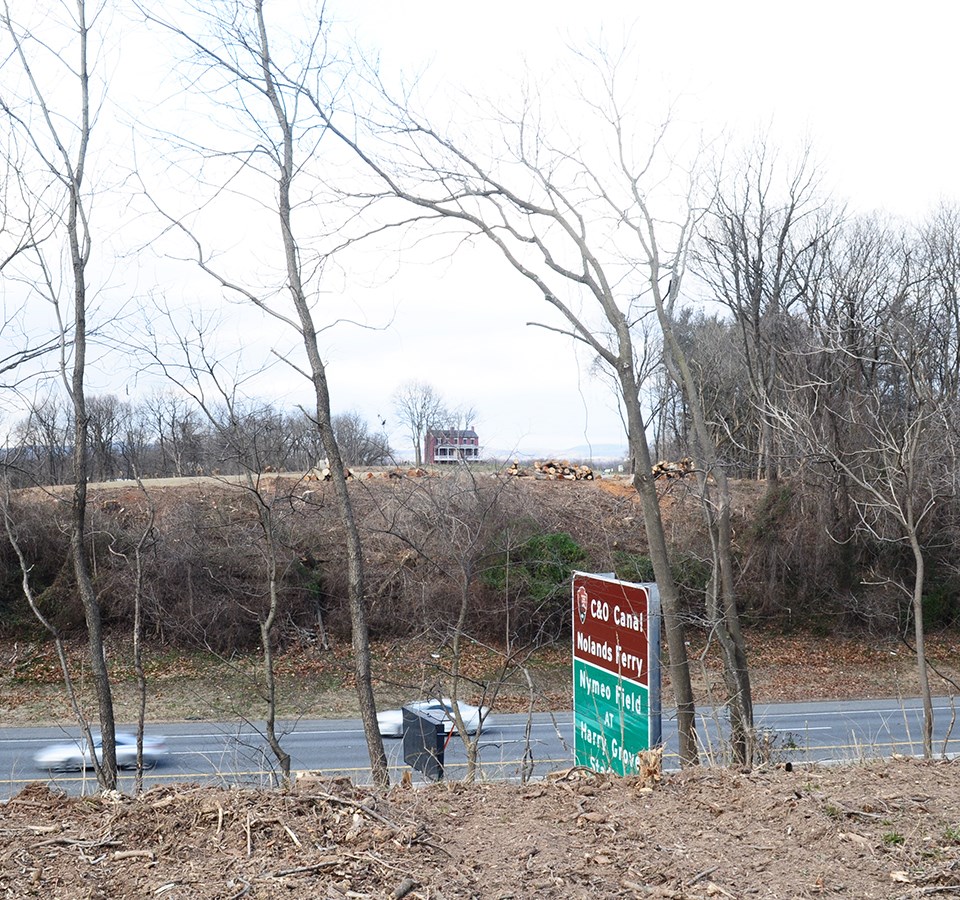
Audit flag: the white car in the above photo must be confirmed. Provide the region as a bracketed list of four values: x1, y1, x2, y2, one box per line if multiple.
[377, 699, 489, 738]
[34, 732, 169, 771]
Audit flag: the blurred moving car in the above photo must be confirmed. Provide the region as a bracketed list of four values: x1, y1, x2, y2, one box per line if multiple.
[377, 698, 489, 738]
[33, 732, 169, 771]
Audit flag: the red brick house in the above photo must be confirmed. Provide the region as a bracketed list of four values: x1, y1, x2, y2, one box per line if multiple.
[424, 427, 480, 464]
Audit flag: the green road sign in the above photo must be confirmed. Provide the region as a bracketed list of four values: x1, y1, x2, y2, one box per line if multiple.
[573, 658, 651, 774]
[572, 572, 661, 774]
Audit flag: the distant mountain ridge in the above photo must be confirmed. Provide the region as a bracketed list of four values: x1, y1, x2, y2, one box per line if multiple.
[484, 443, 628, 463]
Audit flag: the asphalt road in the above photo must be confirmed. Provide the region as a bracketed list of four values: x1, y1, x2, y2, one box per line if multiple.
[2, 696, 958, 798]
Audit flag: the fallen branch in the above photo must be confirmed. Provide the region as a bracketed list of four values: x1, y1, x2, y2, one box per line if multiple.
[268, 856, 343, 878]
[310, 790, 403, 832]
[225, 880, 251, 900]
[392, 877, 418, 899]
[35, 836, 120, 850]
[113, 849, 156, 861]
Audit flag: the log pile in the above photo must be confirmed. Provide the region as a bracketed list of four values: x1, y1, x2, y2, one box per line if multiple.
[306, 466, 431, 482]
[651, 457, 693, 479]
[534, 460, 596, 481]
[306, 467, 355, 482]
[504, 460, 529, 477]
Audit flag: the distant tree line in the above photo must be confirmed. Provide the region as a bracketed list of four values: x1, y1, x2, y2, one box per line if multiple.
[654, 188, 960, 493]
[3, 394, 394, 486]
[649, 154, 960, 643]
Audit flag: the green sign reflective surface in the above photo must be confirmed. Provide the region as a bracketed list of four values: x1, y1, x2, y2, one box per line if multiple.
[573, 658, 651, 774]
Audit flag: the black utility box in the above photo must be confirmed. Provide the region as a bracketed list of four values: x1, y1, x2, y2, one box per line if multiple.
[402, 706, 446, 781]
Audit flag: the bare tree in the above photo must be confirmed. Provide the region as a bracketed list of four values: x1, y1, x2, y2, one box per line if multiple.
[439, 404, 480, 435]
[656, 302, 755, 764]
[327, 43, 703, 763]
[332, 411, 392, 467]
[0, 0, 118, 786]
[139, 0, 389, 786]
[87, 394, 124, 482]
[142, 320, 302, 781]
[285, 410, 327, 473]
[117, 402, 154, 480]
[699, 140, 836, 484]
[142, 391, 204, 477]
[2, 483, 107, 787]
[392, 381, 445, 466]
[773, 232, 954, 756]
[697, 144, 846, 634]
[104, 470, 156, 795]
[13, 395, 72, 485]
[367, 467, 530, 780]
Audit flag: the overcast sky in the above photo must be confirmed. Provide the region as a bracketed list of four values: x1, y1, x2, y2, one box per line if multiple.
[314, 1, 960, 458]
[5, 1, 960, 461]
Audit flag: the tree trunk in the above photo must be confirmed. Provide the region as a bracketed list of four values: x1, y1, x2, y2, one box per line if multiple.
[909, 530, 934, 758]
[315, 378, 389, 787]
[761, 414, 778, 485]
[413, 432, 423, 468]
[64, 0, 116, 788]
[658, 303, 754, 766]
[254, 0, 388, 788]
[621, 380, 699, 767]
[261, 599, 292, 784]
[715, 472, 754, 765]
[70, 392, 118, 790]
[131, 479, 154, 796]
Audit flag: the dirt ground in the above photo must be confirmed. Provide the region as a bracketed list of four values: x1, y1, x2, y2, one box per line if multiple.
[3, 758, 960, 899]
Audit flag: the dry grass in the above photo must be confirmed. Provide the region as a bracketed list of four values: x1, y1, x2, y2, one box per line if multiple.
[0, 634, 573, 727]
[2, 627, 959, 728]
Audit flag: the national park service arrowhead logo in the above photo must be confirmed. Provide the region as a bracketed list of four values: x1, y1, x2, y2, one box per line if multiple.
[576, 585, 588, 625]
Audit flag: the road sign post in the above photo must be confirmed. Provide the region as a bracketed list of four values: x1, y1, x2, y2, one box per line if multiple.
[572, 572, 661, 775]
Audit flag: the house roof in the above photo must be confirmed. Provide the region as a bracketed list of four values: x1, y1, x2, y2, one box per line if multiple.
[427, 428, 478, 440]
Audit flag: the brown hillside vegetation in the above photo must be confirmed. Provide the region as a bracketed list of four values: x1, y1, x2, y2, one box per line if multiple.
[4, 759, 960, 899]
[6, 467, 901, 652]
[4, 469, 960, 726]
